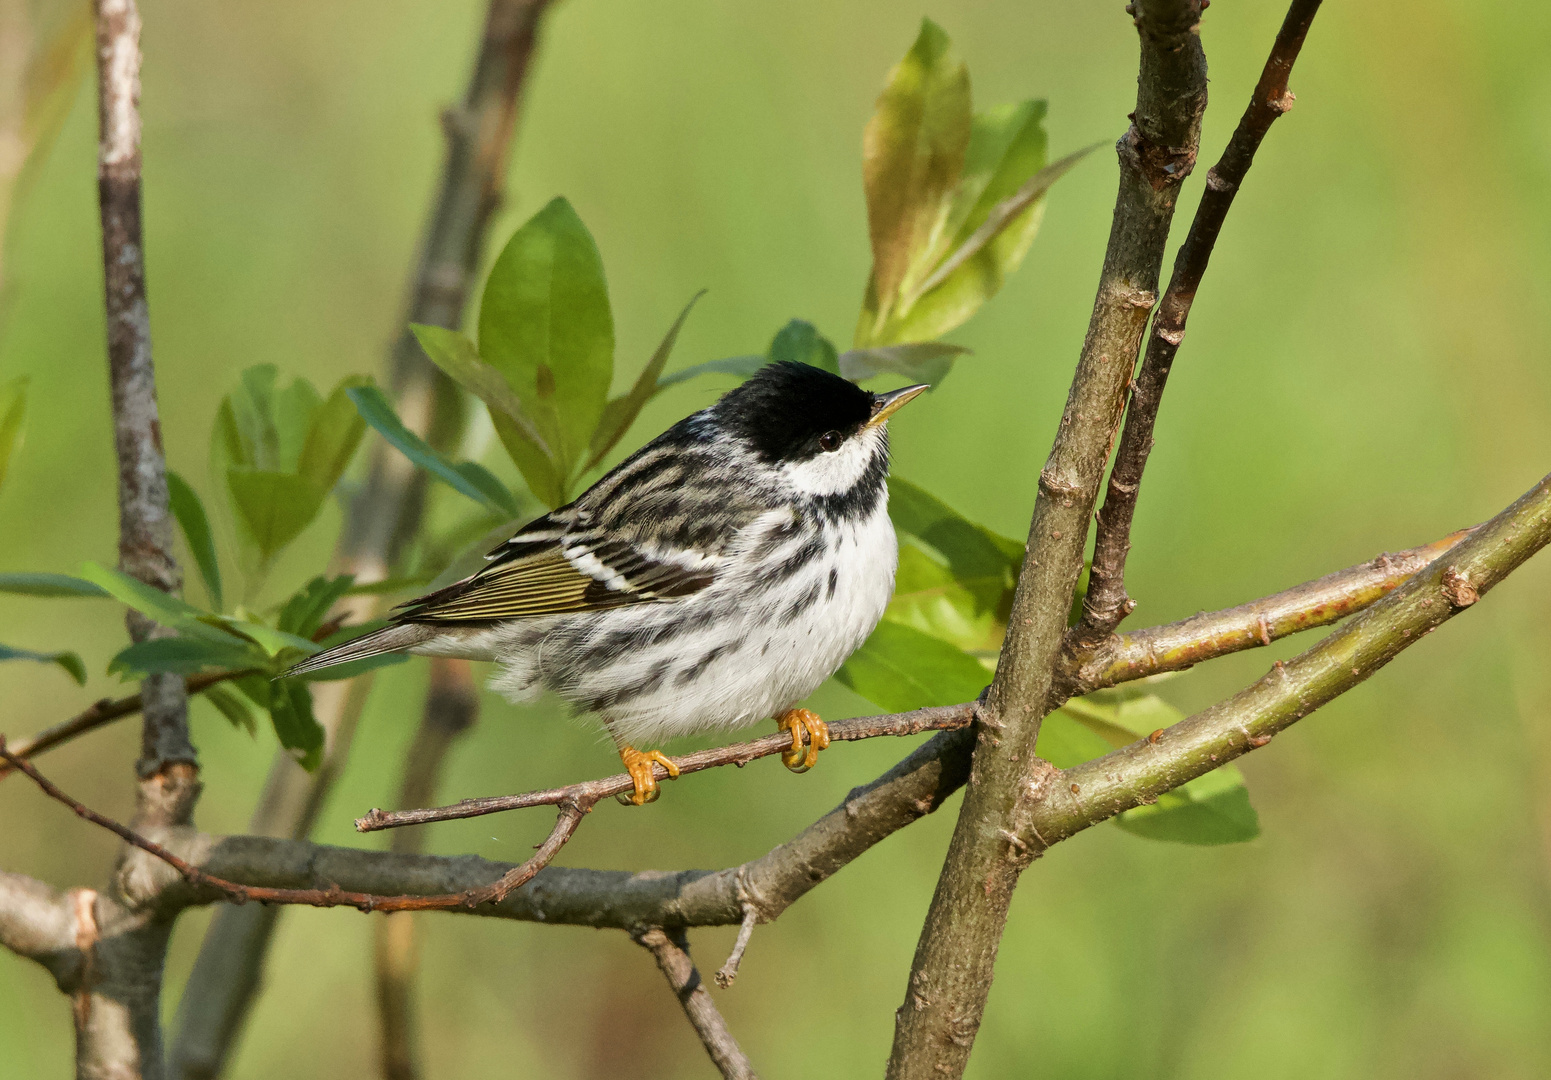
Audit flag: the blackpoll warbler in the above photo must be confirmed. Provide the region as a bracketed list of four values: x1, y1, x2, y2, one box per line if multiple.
[288, 361, 928, 804]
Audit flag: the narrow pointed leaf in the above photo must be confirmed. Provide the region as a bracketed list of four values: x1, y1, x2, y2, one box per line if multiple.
[166, 471, 223, 610]
[887, 477, 1023, 578]
[347, 384, 517, 516]
[0, 572, 109, 598]
[911, 143, 1097, 302]
[78, 562, 240, 646]
[655, 355, 766, 391]
[0, 643, 87, 686]
[584, 290, 705, 471]
[839, 342, 969, 385]
[267, 679, 324, 770]
[202, 684, 259, 736]
[107, 636, 260, 679]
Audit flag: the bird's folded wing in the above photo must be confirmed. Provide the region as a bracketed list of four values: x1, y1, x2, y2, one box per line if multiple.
[393, 537, 716, 624]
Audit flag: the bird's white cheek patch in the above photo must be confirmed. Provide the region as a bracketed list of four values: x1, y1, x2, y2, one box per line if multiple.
[779, 427, 884, 497]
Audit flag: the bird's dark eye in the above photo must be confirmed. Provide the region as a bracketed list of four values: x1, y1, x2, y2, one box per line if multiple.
[819, 430, 843, 453]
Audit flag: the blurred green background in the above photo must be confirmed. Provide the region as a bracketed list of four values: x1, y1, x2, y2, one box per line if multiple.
[4, 0, 1551, 1075]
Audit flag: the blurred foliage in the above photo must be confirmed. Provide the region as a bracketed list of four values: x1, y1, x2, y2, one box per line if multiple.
[3, 0, 1551, 1077]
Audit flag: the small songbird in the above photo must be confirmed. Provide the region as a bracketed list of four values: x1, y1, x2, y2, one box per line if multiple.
[287, 362, 927, 804]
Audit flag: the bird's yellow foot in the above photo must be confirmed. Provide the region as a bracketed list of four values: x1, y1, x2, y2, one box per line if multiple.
[618, 745, 680, 806]
[776, 708, 830, 773]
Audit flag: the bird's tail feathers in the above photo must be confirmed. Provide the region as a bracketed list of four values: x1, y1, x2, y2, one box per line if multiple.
[281, 623, 437, 679]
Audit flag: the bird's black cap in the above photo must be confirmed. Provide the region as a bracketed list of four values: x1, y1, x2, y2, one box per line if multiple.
[713, 361, 879, 463]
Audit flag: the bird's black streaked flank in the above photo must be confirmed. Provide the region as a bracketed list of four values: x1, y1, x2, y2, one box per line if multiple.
[288, 362, 929, 804]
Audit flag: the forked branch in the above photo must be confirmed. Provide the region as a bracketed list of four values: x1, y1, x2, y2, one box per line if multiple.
[1077, 0, 1325, 645]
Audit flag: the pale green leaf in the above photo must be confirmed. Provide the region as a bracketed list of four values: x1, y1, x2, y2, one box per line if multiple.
[838, 342, 969, 386]
[858, 18, 971, 342]
[277, 574, 355, 638]
[166, 471, 223, 610]
[77, 563, 240, 646]
[0, 643, 86, 685]
[478, 197, 614, 481]
[296, 376, 370, 495]
[834, 619, 988, 713]
[1114, 766, 1261, 846]
[410, 324, 550, 452]
[225, 470, 328, 561]
[888, 476, 1023, 580]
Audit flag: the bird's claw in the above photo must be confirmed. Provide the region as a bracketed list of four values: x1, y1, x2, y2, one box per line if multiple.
[617, 745, 680, 806]
[776, 708, 830, 773]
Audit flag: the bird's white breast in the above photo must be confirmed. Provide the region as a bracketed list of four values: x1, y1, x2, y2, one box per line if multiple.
[481, 496, 899, 746]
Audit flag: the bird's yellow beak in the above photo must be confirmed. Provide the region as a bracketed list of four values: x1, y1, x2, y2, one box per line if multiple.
[867, 383, 930, 428]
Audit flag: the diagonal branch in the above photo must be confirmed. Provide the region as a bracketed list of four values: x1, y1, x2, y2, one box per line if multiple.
[355, 705, 975, 832]
[1064, 526, 1471, 699]
[1027, 471, 1551, 847]
[633, 928, 760, 1080]
[1076, 0, 1325, 645]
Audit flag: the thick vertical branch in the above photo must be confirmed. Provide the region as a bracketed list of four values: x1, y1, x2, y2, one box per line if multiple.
[885, 3, 1208, 1078]
[633, 928, 760, 1080]
[94, 0, 196, 803]
[168, 3, 552, 1075]
[83, 3, 195, 1078]
[1077, 0, 1324, 644]
[373, 658, 479, 1080]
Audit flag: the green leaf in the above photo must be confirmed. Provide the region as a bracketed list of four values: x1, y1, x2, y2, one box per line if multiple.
[884, 540, 1007, 654]
[272, 375, 322, 471]
[834, 619, 989, 713]
[0, 375, 28, 493]
[478, 197, 614, 482]
[347, 384, 520, 516]
[201, 683, 259, 735]
[1033, 710, 1118, 769]
[1055, 693, 1261, 846]
[411, 325, 552, 454]
[655, 355, 766, 391]
[266, 679, 324, 770]
[0, 572, 109, 598]
[277, 574, 356, 639]
[225, 470, 328, 561]
[340, 576, 430, 597]
[900, 144, 1096, 336]
[296, 376, 369, 494]
[452, 461, 521, 518]
[211, 616, 320, 659]
[858, 19, 971, 342]
[78, 563, 241, 646]
[107, 636, 260, 679]
[839, 342, 970, 386]
[0, 643, 86, 685]
[1114, 766, 1261, 846]
[585, 290, 705, 472]
[888, 476, 1023, 581]
[225, 365, 280, 471]
[767, 320, 840, 374]
[166, 471, 223, 610]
